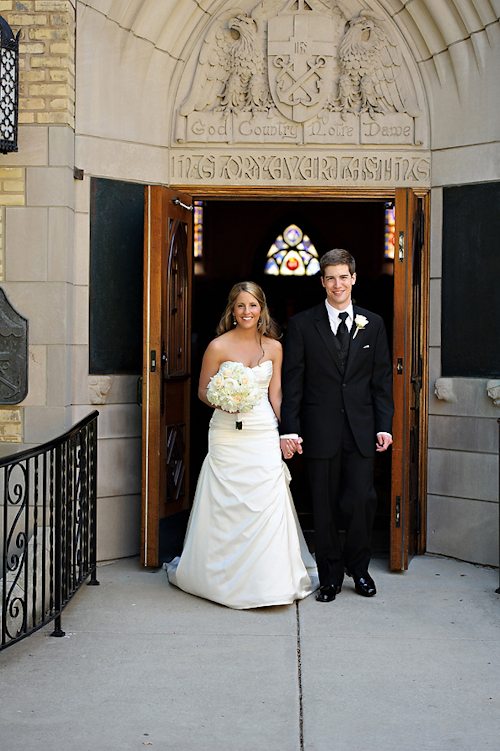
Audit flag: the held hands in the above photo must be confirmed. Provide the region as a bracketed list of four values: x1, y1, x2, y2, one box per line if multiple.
[280, 435, 391, 456]
[280, 437, 303, 460]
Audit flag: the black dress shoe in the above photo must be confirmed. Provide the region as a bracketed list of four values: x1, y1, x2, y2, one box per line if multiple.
[353, 575, 376, 597]
[315, 584, 342, 602]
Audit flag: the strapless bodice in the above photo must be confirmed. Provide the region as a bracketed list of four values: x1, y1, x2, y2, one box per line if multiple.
[219, 359, 273, 389]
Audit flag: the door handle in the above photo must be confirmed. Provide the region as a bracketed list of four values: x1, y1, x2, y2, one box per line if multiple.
[173, 197, 193, 211]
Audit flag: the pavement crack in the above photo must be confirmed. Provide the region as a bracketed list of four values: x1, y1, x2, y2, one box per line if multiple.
[296, 601, 304, 751]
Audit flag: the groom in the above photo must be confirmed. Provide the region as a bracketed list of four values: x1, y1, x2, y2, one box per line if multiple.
[280, 249, 394, 602]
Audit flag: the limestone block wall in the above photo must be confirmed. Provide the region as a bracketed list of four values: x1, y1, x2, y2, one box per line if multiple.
[71, 177, 142, 561]
[72, 2, 175, 560]
[0, 1, 141, 561]
[420, 6, 500, 568]
[426, 188, 499, 568]
[0, 127, 142, 558]
[356, 1, 500, 568]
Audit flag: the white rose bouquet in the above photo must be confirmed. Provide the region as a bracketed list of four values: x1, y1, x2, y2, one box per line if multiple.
[206, 361, 262, 429]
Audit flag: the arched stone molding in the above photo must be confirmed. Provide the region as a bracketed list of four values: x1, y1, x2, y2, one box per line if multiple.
[79, 0, 499, 86]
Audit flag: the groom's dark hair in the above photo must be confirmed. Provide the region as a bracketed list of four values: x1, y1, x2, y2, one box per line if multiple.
[320, 249, 356, 276]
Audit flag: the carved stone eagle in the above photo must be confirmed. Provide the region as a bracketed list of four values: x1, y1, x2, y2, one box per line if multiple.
[336, 10, 421, 119]
[180, 0, 286, 116]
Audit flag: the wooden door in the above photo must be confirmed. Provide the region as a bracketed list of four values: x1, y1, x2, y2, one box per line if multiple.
[141, 186, 193, 567]
[390, 188, 430, 570]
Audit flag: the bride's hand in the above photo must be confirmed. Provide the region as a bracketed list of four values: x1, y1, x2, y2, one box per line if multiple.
[280, 438, 296, 460]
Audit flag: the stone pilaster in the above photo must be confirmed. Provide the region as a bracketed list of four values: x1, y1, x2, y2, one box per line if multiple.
[0, 167, 25, 280]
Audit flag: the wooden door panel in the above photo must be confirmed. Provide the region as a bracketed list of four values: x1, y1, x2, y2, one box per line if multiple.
[390, 188, 429, 570]
[142, 187, 193, 566]
[164, 379, 188, 516]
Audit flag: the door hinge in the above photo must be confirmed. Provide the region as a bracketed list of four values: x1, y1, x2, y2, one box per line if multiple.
[397, 358, 403, 375]
[395, 496, 401, 527]
[411, 374, 421, 410]
[150, 350, 156, 372]
[398, 230, 405, 262]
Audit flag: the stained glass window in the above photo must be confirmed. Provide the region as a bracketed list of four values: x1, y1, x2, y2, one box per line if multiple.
[384, 204, 395, 260]
[264, 224, 320, 276]
[193, 200, 204, 274]
[194, 200, 203, 258]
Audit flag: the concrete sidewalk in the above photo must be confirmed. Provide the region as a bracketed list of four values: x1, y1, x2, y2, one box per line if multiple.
[0, 555, 498, 751]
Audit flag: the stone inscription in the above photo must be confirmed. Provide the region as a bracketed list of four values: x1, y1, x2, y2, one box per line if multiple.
[176, 111, 417, 147]
[170, 151, 431, 186]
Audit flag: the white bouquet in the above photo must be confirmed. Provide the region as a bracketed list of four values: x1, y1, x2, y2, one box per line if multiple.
[207, 361, 262, 429]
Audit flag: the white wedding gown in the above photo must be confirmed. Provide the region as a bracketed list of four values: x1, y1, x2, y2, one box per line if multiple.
[166, 360, 318, 609]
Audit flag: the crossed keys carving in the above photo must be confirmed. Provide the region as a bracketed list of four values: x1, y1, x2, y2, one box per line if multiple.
[274, 55, 327, 106]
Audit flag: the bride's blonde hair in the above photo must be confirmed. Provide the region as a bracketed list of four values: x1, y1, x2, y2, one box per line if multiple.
[216, 281, 281, 340]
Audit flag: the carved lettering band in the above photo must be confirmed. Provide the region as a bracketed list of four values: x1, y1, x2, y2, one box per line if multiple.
[170, 152, 431, 185]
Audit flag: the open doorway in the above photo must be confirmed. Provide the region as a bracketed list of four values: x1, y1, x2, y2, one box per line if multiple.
[190, 199, 394, 557]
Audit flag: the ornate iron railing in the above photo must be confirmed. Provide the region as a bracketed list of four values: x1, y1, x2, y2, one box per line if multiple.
[1, 411, 99, 651]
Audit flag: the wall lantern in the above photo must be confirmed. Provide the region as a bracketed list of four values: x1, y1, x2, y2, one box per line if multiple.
[0, 16, 19, 154]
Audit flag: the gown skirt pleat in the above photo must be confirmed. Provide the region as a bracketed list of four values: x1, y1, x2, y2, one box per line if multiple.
[166, 360, 318, 609]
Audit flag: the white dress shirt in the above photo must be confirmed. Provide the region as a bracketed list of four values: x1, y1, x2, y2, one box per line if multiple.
[325, 299, 353, 334]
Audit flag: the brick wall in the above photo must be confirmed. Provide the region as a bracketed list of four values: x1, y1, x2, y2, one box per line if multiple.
[3, 0, 75, 127]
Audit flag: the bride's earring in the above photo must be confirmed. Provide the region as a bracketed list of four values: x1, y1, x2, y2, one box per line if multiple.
[232, 315, 237, 326]
[258, 316, 262, 326]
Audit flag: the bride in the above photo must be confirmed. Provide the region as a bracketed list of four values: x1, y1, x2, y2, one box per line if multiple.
[166, 281, 318, 609]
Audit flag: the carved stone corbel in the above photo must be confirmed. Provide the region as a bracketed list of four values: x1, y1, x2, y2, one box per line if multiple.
[89, 376, 112, 405]
[486, 380, 500, 407]
[434, 378, 457, 403]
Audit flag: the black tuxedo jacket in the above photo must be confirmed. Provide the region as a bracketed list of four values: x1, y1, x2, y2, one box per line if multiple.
[280, 302, 394, 459]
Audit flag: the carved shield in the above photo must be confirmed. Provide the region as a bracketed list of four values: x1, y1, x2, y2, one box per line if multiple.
[268, 11, 336, 124]
[0, 287, 28, 404]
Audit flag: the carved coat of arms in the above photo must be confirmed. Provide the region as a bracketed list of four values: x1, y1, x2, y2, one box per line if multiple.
[176, 0, 422, 146]
[267, 8, 337, 123]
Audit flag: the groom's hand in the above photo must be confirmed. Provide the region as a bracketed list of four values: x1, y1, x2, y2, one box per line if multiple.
[280, 437, 303, 459]
[376, 432, 393, 452]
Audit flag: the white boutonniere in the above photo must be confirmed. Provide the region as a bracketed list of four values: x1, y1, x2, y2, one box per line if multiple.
[353, 314, 369, 339]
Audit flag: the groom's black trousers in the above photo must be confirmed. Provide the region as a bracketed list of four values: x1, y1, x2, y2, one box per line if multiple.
[306, 419, 377, 587]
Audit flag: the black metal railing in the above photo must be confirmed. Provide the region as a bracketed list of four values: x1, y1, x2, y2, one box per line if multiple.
[1, 411, 99, 651]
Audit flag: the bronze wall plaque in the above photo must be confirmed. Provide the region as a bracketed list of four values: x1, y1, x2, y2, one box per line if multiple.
[0, 287, 28, 404]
